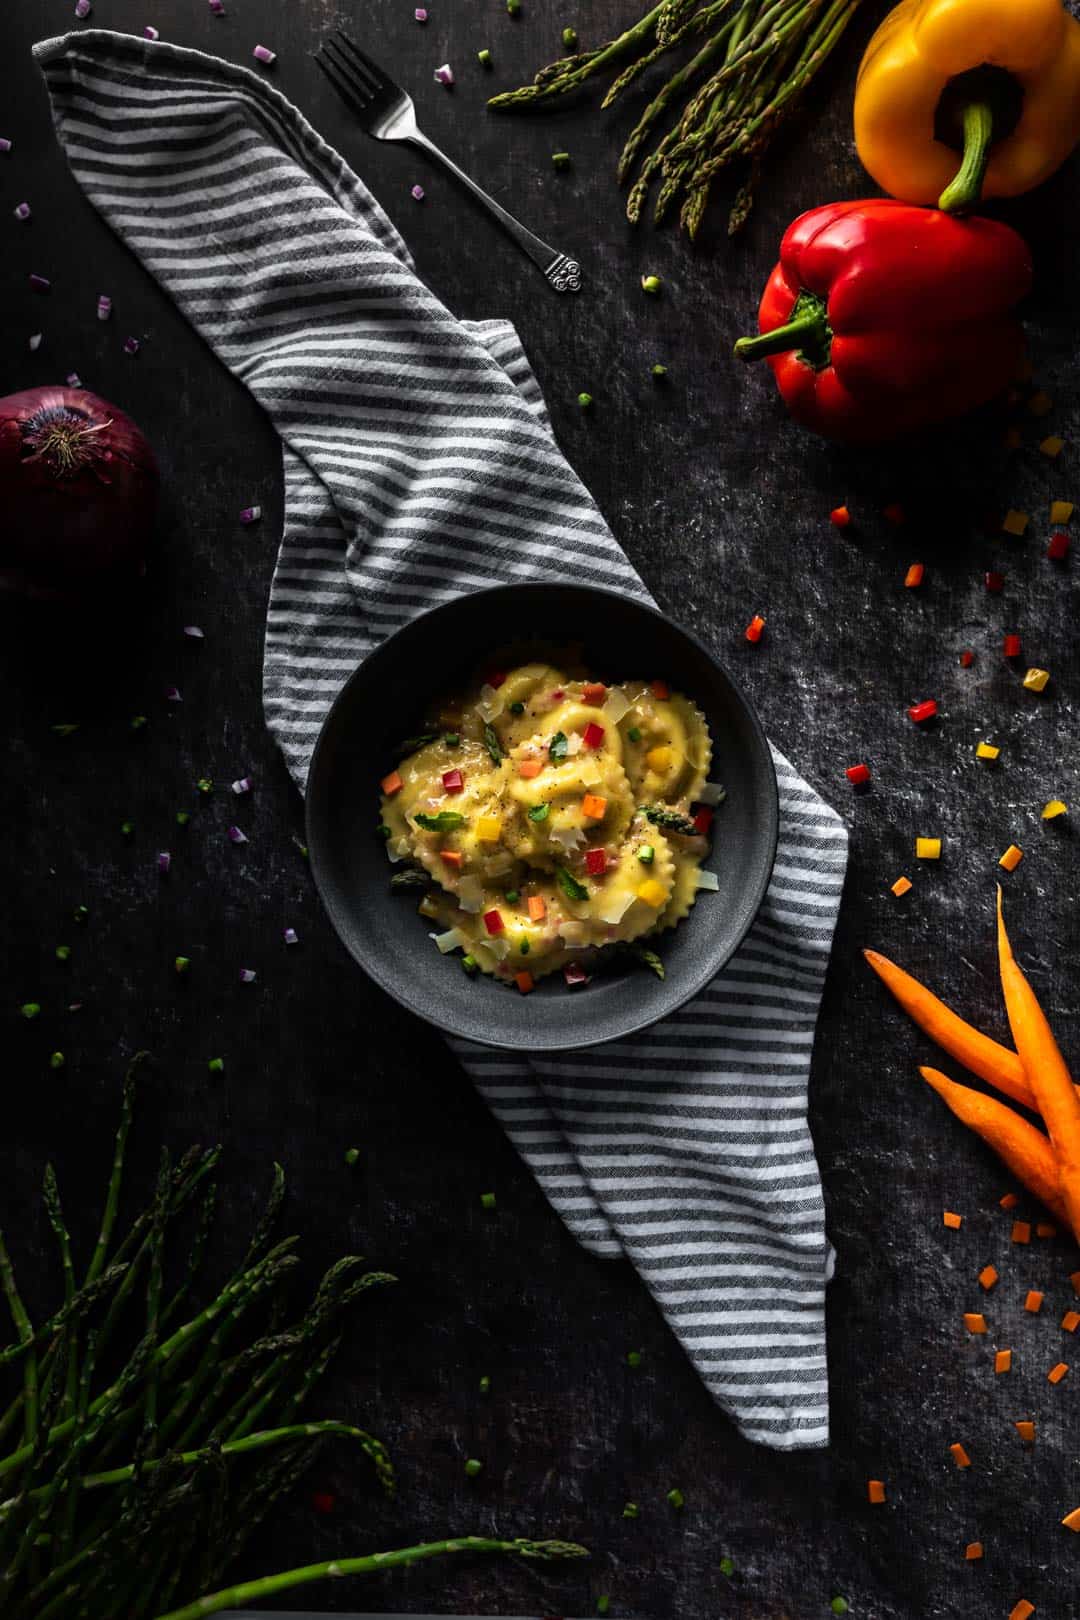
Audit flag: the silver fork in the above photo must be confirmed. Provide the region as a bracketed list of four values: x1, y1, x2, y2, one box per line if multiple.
[314, 31, 581, 294]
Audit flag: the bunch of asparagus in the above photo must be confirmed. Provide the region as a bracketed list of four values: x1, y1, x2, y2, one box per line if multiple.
[0, 1057, 586, 1619]
[489, 0, 864, 237]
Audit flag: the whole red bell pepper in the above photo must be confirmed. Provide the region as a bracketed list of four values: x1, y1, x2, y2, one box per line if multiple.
[734, 199, 1032, 444]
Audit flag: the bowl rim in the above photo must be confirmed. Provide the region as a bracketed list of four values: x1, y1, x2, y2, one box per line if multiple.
[305, 582, 780, 1051]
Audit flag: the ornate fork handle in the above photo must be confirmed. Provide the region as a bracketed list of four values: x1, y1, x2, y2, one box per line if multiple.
[406, 130, 581, 293]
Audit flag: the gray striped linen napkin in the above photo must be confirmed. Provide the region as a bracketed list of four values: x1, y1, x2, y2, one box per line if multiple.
[37, 30, 848, 1450]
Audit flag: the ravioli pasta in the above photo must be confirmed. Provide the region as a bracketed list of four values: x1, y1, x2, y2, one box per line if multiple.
[378, 661, 722, 990]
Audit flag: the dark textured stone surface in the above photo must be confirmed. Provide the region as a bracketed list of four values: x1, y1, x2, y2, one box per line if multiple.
[1, 3, 1078, 1617]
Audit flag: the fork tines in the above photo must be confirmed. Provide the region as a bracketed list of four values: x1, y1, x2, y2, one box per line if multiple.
[314, 32, 398, 118]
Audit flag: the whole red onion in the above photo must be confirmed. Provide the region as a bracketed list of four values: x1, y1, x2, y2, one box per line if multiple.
[0, 386, 159, 597]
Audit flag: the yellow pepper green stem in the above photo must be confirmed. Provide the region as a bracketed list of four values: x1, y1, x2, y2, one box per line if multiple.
[938, 101, 994, 213]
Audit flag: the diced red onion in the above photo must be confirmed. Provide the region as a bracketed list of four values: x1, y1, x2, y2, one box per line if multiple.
[227, 825, 248, 844]
[28, 334, 42, 352]
[253, 44, 276, 64]
[411, 183, 425, 201]
[29, 274, 50, 294]
[144, 25, 159, 39]
[0, 139, 11, 154]
[165, 685, 182, 702]
[97, 294, 112, 321]
[239, 505, 261, 524]
[14, 203, 30, 222]
[209, 0, 225, 12]
[231, 776, 252, 795]
[157, 851, 171, 874]
[239, 967, 257, 983]
[123, 336, 140, 355]
[75, 0, 91, 15]
[564, 962, 590, 987]
[283, 926, 299, 945]
[65, 373, 82, 389]
[183, 624, 204, 639]
[415, 6, 428, 18]
[434, 63, 454, 85]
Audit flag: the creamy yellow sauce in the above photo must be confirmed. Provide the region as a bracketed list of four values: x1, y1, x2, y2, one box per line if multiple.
[378, 660, 722, 989]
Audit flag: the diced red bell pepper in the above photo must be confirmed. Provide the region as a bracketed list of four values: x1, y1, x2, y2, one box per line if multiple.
[483, 909, 504, 936]
[311, 1492, 336, 1515]
[485, 670, 507, 688]
[1048, 532, 1070, 560]
[959, 649, 974, 668]
[549, 689, 565, 702]
[650, 680, 670, 700]
[585, 847, 608, 876]
[985, 570, 1005, 593]
[441, 849, 463, 868]
[380, 770, 403, 795]
[515, 970, 534, 994]
[745, 614, 766, 643]
[830, 505, 852, 528]
[582, 721, 605, 749]
[845, 763, 871, 786]
[1003, 633, 1022, 658]
[908, 699, 938, 724]
[582, 682, 607, 705]
[442, 769, 464, 793]
[882, 503, 905, 526]
[563, 962, 589, 987]
[692, 806, 714, 835]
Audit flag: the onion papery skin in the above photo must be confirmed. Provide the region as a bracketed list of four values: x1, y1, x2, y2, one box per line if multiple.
[0, 386, 159, 597]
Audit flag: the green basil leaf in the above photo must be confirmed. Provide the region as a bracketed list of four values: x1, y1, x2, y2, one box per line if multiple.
[528, 804, 551, 823]
[549, 730, 568, 763]
[556, 864, 588, 902]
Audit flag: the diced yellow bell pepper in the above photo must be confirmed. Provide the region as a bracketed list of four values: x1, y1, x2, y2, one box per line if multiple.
[1002, 509, 1029, 537]
[916, 837, 941, 861]
[891, 876, 912, 897]
[999, 845, 1024, 872]
[976, 742, 1000, 761]
[636, 879, 667, 909]
[1040, 437, 1065, 459]
[1050, 500, 1074, 525]
[476, 815, 503, 842]
[1023, 667, 1050, 693]
[645, 745, 673, 773]
[1042, 800, 1067, 820]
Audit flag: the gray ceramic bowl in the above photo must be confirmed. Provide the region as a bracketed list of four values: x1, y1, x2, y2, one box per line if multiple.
[306, 583, 778, 1051]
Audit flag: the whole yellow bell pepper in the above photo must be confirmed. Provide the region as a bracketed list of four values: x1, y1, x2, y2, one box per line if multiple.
[854, 0, 1080, 212]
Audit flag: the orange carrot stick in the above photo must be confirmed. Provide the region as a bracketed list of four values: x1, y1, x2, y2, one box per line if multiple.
[864, 948, 1033, 1107]
[920, 1067, 1069, 1226]
[997, 889, 1080, 1245]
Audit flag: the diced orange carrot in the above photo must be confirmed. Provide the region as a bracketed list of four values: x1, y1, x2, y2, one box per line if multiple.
[943, 1210, 962, 1229]
[1000, 1192, 1021, 1210]
[1071, 1269, 1080, 1294]
[518, 759, 543, 779]
[581, 793, 607, 820]
[1036, 1222, 1057, 1238]
[964, 1542, 983, 1560]
[979, 1265, 999, 1291]
[1012, 1221, 1032, 1244]
[1008, 1601, 1034, 1620]
[1062, 1506, 1080, 1531]
[964, 1313, 987, 1334]
[995, 1349, 1012, 1374]
[1062, 1311, 1080, 1333]
[381, 769, 403, 795]
[527, 894, 546, 922]
[514, 971, 534, 995]
[891, 875, 913, 897]
[582, 682, 606, 705]
[867, 1479, 886, 1504]
[950, 1443, 972, 1468]
[1015, 1420, 1035, 1443]
[1048, 1362, 1069, 1384]
[1025, 1291, 1044, 1314]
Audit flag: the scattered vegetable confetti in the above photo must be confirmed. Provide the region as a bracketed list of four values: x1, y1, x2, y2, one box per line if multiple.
[745, 614, 766, 644]
[846, 763, 870, 786]
[949, 1443, 971, 1468]
[434, 64, 455, 86]
[411, 183, 425, 200]
[978, 1265, 998, 1290]
[908, 699, 937, 724]
[963, 1313, 987, 1335]
[976, 742, 1000, 761]
[253, 44, 276, 64]
[1047, 531, 1070, 560]
[641, 275, 661, 294]
[999, 845, 1024, 872]
[283, 927, 299, 946]
[916, 838, 941, 861]
[1023, 667, 1050, 692]
[943, 1210, 962, 1229]
[904, 562, 924, 588]
[995, 1349, 1012, 1374]
[1048, 1362, 1069, 1383]
[1002, 510, 1029, 536]
[867, 1479, 886, 1504]
[891, 876, 912, 897]
[830, 505, 851, 528]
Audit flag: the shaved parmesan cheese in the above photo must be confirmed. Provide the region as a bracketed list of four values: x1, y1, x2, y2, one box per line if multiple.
[558, 920, 589, 947]
[430, 928, 465, 954]
[484, 853, 513, 877]
[695, 867, 720, 890]
[579, 757, 602, 787]
[550, 824, 584, 853]
[477, 683, 504, 720]
[457, 875, 484, 913]
[598, 890, 635, 925]
[565, 732, 584, 755]
[698, 781, 727, 806]
[603, 687, 631, 724]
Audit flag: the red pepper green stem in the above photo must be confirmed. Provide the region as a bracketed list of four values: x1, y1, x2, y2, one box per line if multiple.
[734, 297, 829, 365]
[938, 101, 994, 214]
